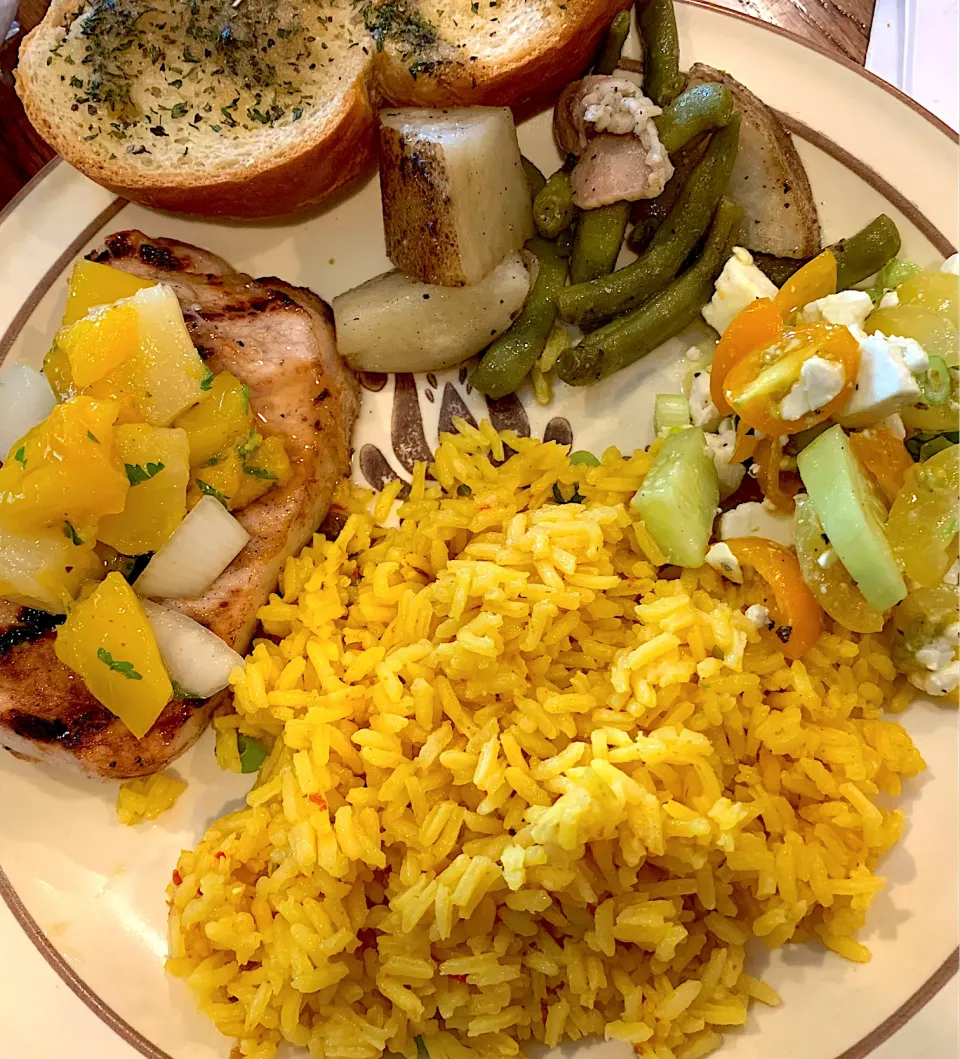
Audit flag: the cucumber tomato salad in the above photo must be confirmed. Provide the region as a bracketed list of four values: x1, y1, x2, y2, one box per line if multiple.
[635, 236, 959, 700]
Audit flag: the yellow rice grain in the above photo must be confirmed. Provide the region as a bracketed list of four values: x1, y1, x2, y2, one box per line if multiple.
[116, 771, 186, 825]
[167, 422, 927, 1059]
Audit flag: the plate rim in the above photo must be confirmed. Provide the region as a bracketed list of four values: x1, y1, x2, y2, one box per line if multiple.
[0, 4, 957, 1058]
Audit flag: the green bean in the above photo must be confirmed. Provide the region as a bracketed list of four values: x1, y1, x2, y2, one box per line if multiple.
[628, 134, 710, 253]
[471, 239, 569, 400]
[829, 214, 902, 289]
[752, 252, 807, 288]
[521, 155, 547, 198]
[558, 115, 741, 330]
[555, 226, 575, 259]
[533, 171, 576, 239]
[654, 83, 734, 154]
[556, 198, 743, 386]
[636, 0, 685, 105]
[570, 202, 630, 284]
[594, 9, 632, 75]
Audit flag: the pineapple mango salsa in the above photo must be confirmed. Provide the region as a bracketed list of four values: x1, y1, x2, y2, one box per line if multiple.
[0, 258, 289, 738]
[54, 573, 173, 739]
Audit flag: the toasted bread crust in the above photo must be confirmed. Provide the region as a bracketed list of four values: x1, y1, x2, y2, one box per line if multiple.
[15, 7, 378, 220]
[376, 0, 633, 115]
[16, 0, 629, 216]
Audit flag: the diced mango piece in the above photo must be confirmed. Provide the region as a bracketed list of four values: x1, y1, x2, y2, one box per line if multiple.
[62, 259, 156, 327]
[187, 433, 290, 511]
[232, 435, 292, 509]
[173, 372, 253, 467]
[189, 446, 244, 511]
[97, 425, 190, 554]
[57, 298, 140, 389]
[0, 521, 101, 613]
[43, 342, 76, 401]
[87, 286, 207, 427]
[55, 572, 172, 738]
[0, 396, 128, 538]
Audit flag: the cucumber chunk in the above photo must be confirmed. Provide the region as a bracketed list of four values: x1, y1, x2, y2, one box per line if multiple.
[797, 425, 906, 611]
[654, 394, 692, 437]
[632, 426, 719, 567]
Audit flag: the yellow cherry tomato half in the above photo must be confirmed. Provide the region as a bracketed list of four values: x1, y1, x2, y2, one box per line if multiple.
[725, 536, 824, 659]
[710, 299, 784, 415]
[848, 427, 915, 505]
[773, 250, 837, 320]
[722, 323, 860, 436]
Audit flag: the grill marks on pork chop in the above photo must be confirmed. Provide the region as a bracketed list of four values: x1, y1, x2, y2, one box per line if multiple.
[0, 232, 358, 779]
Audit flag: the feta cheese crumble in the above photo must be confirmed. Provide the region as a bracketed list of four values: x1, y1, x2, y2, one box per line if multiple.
[817, 547, 838, 569]
[719, 501, 795, 548]
[702, 247, 778, 336]
[878, 291, 900, 310]
[744, 604, 772, 629]
[688, 370, 722, 432]
[909, 622, 960, 698]
[705, 542, 742, 583]
[779, 356, 845, 421]
[704, 418, 746, 499]
[837, 331, 926, 426]
[800, 290, 874, 329]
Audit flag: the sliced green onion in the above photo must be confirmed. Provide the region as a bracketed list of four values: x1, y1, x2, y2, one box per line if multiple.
[237, 733, 269, 774]
[920, 355, 951, 405]
[569, 449, 600, 467]
[654, 393, 692, 437]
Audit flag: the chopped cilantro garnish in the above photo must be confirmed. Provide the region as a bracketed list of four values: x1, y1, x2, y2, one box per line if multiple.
[86, 431, 100, 443]
[196, 479, 229, 507]
[170, 679, 202, 702]
[241, 385, 250, 414]
[97, 647, 142, 680]
[238, 430, 262, 458]
[63, 521, 83, 545]
[244, 466, 278, 480]
[125, 461, 165, 485]
[13, 446, 26, 466]
[200, 367, 215, 391]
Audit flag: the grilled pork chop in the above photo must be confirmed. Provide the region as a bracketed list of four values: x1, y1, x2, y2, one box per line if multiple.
[0, 232, 359, 778]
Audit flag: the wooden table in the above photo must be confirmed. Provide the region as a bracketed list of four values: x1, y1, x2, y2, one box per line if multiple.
[0, 0, 877, 210]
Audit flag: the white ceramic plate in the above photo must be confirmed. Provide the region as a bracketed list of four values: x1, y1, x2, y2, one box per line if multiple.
[0, 4, 957, 1059]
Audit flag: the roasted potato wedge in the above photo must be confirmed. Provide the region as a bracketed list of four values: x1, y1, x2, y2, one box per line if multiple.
[332, 252, 532, 373]
[687, 63, 820, 259]
[379, 108, 535, 287]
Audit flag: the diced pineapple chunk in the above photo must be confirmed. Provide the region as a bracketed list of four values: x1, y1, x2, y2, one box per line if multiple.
[56, 298, 140, 389]
[43, 342, 76, 401]
[189, 433, 291, 511]
[132, 286, 207, 424]
[97, 425, 190, 554]
[84, 286, 207, 427]
[0, 396, 128, 539]
[0, 521, 101, 613]
[62, 259, 156, 327]
[173, 372, 253, 467]
[55, 572, 173, 738]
